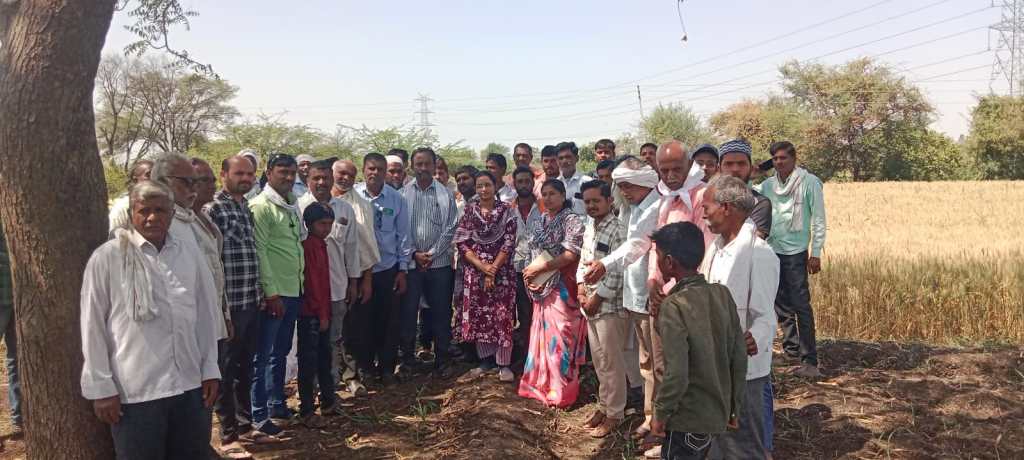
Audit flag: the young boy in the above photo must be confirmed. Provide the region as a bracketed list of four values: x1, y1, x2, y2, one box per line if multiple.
[576, 180, 627, 438]
[648, 222, 747, 460]
[298, 203, 345, 428]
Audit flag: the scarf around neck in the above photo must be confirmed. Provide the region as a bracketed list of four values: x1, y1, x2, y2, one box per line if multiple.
[656, 160, 704, 210]
[771, 167, 808, 232]
[114, 228, 158, 322]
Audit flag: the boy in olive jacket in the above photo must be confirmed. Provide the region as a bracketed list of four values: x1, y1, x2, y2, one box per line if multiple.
[648, 222, 747, 460]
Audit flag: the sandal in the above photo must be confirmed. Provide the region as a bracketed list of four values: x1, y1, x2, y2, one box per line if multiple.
[638, 433, 664, 451]
[240, 431, 287, 445]
[219, 442, 253, 459]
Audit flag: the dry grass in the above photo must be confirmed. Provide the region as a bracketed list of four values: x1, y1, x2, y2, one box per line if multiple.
[812, 181, 1024, 344]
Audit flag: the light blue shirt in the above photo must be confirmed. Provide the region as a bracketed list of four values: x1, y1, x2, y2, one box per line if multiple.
[354, 183, 411, 273]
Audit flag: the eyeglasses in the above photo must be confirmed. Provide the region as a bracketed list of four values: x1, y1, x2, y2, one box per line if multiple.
[167, 175, 198, 188]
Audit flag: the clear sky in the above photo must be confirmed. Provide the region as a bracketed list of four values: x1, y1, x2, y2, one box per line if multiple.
[101, 0, 1004, 151]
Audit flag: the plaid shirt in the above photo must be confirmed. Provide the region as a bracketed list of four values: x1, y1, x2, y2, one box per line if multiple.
[0, 226, 11, 308]
[577, 213, 625, 318]
[204, 191, 261, 311]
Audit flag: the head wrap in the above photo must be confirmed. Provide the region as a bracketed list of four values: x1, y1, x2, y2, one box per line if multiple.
[718, 139, 752, 160]
[689, 143, 719, 160]
[296, 154, 316, 164]
[611, 163, 659, 189]
[386, 155, 404, 165]
[303, 201, 335, 226]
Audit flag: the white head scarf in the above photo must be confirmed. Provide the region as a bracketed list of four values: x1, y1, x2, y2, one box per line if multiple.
[386, 155, 404, 166]
[611, 163, 659, 189]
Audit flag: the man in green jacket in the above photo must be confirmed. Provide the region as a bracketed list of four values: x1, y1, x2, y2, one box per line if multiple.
[649, 222, 747, 460]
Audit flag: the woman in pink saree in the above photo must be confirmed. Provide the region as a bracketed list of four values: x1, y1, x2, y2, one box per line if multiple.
[517, 179, 587, 408]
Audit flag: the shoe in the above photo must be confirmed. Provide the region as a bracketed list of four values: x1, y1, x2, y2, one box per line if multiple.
[793, 363, 823, 379]
[346, 379, 368, 397]
[589, 417, 620, 438]
[381, 373, 399, 387]
[269, 406, 296, 422]
[498, 367, 515, 383]
[254, 420, 285, 437]
[417, 349, 436, 362]
[643, 445, 662, 459]
[299, 413, 327, 429]
[582, 411, 606, 429]
[320, 403, 345, 417]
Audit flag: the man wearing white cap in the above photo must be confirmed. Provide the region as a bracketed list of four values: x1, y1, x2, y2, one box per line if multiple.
[385, 154, 408, 190]
[238, 149, 263, 200]
[295, 154, 315, 197]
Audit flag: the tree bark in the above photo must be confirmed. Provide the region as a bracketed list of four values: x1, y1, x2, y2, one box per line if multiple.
[0, 0, 116, 458]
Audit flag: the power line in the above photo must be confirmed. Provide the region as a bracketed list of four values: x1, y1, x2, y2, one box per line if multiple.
[989, 0, 1024, 95]
[415, 94, 434, 130]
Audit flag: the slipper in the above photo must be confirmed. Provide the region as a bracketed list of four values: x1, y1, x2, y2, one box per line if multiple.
[219, 443, 253, 459]
[632, 426, 651, 441]
[638, 433, 664, 451]
[240, 431, 288, 445]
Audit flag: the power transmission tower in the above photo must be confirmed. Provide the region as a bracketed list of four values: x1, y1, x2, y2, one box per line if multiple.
[415, 94, 434, 131]
[990, 0, 1024, 96]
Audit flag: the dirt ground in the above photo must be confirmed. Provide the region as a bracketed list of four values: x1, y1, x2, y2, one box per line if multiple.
[0, 339, 1021, 459]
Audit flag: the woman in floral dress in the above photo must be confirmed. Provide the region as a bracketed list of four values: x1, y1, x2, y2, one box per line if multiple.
[517, 179, 587, 408]
[454, 171, 519, 382]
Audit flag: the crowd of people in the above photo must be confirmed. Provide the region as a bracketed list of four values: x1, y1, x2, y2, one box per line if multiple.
[69, 136, 827, 459]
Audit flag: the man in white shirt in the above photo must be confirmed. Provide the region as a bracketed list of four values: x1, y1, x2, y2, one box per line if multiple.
[294, 153, 315, 197]
[81, 180, 221, 458]
[555, 141, 592, 215]
[108, 159, 153, 235]
[700, 175, 780, 459]
[485, 153, 517, 203]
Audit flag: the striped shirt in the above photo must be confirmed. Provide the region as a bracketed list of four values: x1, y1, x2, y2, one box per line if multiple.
[204, 191, 261, 311]
[578, 213, 626, 318]
[403, 179, 458, 270]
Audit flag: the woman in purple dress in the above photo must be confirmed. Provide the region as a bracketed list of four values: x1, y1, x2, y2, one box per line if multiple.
[454, 171, 519, 382]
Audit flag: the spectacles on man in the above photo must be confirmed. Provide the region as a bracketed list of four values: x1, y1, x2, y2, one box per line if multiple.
[167, 175, 198, 188]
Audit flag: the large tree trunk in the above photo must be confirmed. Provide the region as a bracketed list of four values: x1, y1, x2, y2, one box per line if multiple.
[0, 0, 116, 458]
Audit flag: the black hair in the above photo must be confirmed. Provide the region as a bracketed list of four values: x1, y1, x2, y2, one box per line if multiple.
[411, 147, 436, 163]
[363, 152, 387, 167]
[485, 153, 508, 172]
[435, 155, 447, 167]
[596, 159, 616, 172]
[613, 154, 640, 168]
[512, 165, 535, 180]
[267, 152, 297, 169]
[640, 142, 658, 151]
[540, 145, 558, 158]
[555, 141, 579, 157]
[474, 170, 498, 187]
[595, 139, 615, 151]
[387, 148, 409, 163]
[580, 179, 611, 198]
[769, 141, 796, 158]
[513, 143, 533, 155]
[455, 165, 479, 178]
[540, 178, 573, 211]
[650, 222, 706, 271]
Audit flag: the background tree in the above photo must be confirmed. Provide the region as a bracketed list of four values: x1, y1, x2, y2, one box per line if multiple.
[780, 58, 933, 181]
[95, 55, 150, 171]
[965, 95, 1024, 180]
[709, 97, 809, 162]
[480, 141, 510, 159]
[640, 103, 717, 148]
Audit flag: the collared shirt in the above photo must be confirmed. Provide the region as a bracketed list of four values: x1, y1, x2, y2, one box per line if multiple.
[512, 198, 543, 272]
[169, 206, 229, 338]
[577, 214, 626, 318]
[648, 185, 714, 295]
[249, 188, 305, 298]
[292, 177, 309, 199]
[204, 191, 261, 312]
[600, 190, 661, 313]
[354, 182, 411, 273]
[299, 194, 361, 302]
[497, 184, 517, 204]
[80, 231, 221, 404]
[558, 171, 593, 215]
[757, 172, 827, 257]
[301, 236, 331, 324]
[701, 220, 780, 380]
[334, 188, 382, 273]
[402, 180, 458, 270]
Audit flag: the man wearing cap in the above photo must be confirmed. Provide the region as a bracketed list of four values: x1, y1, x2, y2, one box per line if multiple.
[691, 143, 720, 183]
[238, 149, 263, 200]
[555, 141, 592, 215]
[385, 154, 409, 190]
[294, 154, 315, 197]
[718, 139, 772, 239]
[299, 158, 367, 396]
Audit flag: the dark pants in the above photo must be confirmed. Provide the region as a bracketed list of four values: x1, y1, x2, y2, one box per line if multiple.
[764, 378, 774, 452]
[662, 432, 714, 460]
[0, 305, 21, 426]
[775, 251, 818, 366]
[215, 309, 259, 439]
[349, 267, 400, 375]
[111, 388, 211, 460]
[708, 375, 768, 459]
[400, 266, 454, 368]
[251, 296, 300, 426]
[513, 273, 533, 363]
[297, 316, 336, 416]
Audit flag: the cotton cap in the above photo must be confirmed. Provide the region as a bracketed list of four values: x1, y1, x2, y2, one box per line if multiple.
[296, 154, 316, 164]
[386, 155, 404, 165]
[718, 139, 752, 160]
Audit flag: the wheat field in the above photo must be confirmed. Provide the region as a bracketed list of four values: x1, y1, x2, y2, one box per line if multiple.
[810, 181, 1024, 345]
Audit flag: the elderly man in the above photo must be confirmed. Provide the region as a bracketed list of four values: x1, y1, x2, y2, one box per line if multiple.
[81, 180, 221, 458]
[238, 149, 263, 200]
[398, 148, 458, 377]
[555, 141, 592, 215]
[204, 155, 263, 452]
[581, 157, 661, 454]
[295, 154, 315, 197]
[299, 158, 367, 396]
[249, 153, 305, 434]
[717, 139, 772, 239]
[758, 141, 827, 379]
[700, 176, 780, 459]
[386, 149, 413, 189]
[332, 159, 381, 285]
[108, 159, 155, 234]
[192, 158, 218, 215]
[353, 152, 411, 386]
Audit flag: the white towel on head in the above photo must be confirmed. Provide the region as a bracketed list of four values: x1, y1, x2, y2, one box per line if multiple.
[611, 164, 659, 189]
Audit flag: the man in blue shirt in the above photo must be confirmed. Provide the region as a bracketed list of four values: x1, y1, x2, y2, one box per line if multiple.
[352, 152, 411, 386]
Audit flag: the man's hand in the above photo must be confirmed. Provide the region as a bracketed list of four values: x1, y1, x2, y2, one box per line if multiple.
[360, 275, 373, 304]
[225, 320, 235, 342]
[201, 379, 219, 408]
[394, 271, 407, 295]
[582, 293, 602, 316]
[647, 279, 666, 317]
[745, 331, 757, 356]
[726, 416, 739, 431]
[649, 418, 667, 437]
[93, 396, 122, 425]
[265, 296, 284, 318]
[414, 252, 432, 271]
[346, 283, 358, 306]
[807, 256, 821, 275]
[582, 261, 606, 285]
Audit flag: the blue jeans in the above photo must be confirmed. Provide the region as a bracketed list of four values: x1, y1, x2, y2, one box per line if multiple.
[297, 316, 335, 416]
[251, 296, 300, 426]
[0, 304, 20, 426]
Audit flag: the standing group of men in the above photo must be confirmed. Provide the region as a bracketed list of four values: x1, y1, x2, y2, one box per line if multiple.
[75, 134, 825, 459]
